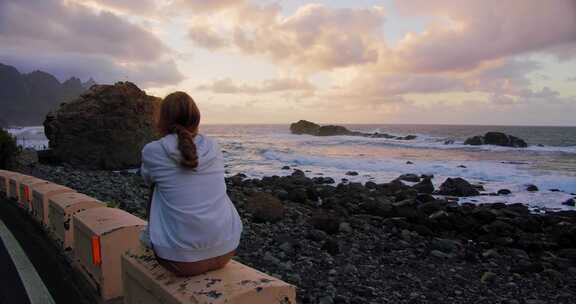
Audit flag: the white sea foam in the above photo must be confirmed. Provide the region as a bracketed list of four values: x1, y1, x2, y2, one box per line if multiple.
[7, 126, 48, 149]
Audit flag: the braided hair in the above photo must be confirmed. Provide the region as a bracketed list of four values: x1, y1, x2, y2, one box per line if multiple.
[157, 92, 201, 169]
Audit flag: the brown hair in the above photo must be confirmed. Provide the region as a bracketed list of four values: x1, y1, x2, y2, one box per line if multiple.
[157, 91, 201, 169]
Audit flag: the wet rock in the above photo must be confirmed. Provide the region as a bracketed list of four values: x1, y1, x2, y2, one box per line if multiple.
[322, 238, 341, 255]
[431, 238, 462, 254]
[291, 169, 306, 177]
[318, 125, 352, 136]
[439, 177, 480, 197]
[339, 222, 353, 233]
[561, 199, 575, 207]
[290, 120, 321, 135]
[245, 192, 285, 223]
[526, 184, 539, 192]
[345, 171, 359, 176]
[557, 248, 576, 261]
[511, 262, 544, 274]
[498, 189, 512, 195]
[480, 272, 497, 284]
[307, 229, 328, 242]
[361, 199, 394, 218]
[287, 188, 308, 203]
[413, 178, 435, 194]
[309, 212, 340, 234]
[464, 132, 528, 148]
[397, 173, 420, 183]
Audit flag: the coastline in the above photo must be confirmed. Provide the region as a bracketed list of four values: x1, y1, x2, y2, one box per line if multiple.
[14, 161, 576, 304]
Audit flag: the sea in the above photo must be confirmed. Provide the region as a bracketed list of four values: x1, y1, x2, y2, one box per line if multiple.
[8, 124, 576, 211]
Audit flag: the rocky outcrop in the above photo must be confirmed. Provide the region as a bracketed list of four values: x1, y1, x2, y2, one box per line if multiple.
[44, 82, 160, 170]
[290, 120, 321, 135]
[464, 132, 528, 148]
[245, 192, 285, 223]
[290, 120, 417, 140]
[439, 177, 480, 197]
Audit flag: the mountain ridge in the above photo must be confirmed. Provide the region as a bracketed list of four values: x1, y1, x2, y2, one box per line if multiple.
[0, 62, 94, 126]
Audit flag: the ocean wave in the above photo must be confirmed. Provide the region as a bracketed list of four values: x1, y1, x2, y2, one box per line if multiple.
[269, 133, 576, 154]
[260, 149, 576, 191]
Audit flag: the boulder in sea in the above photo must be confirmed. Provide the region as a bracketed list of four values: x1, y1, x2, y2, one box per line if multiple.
[317, 125, 352, 136]
[43, 82, 160, 170]
[412, 177, 434, 194]
[290, 120, 321, 135]
[464, 132, 528, 148]
[562, 199, 575, 207]
[439, 177, 480, 197]
[289, 120, 417, 140]
[397, 173, 420, 183]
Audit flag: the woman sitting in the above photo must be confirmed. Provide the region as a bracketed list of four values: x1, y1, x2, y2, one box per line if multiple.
[140, 91, 243, 276]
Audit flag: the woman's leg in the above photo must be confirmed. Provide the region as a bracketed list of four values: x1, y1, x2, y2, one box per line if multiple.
[155, 250, 236, 277]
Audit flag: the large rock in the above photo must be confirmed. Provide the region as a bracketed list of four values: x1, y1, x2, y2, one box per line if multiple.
[317, 125, 352, 136]
[44, 82, 160, 170]
[245, 192, 285, 223]
[290, 120, 321, 135]
[439, 177, 480, 197]
[289, 120, 417, 140]
[464, 132, 527, 148]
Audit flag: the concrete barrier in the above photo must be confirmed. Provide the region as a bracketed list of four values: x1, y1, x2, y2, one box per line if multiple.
[5, 172, 27, 201]
[0, 170, 16, 197]
[73, 207, 146, 302]
[122, 248, 297, 304]
[48, 192, 105, 251]
[19, 177, 51, 210]
[31, 183, 74, 225]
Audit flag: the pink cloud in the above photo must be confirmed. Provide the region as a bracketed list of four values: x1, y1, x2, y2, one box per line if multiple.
[392, 0, 576, 72]
[197, 78, 315, 94]
[189, 3, 387, 71]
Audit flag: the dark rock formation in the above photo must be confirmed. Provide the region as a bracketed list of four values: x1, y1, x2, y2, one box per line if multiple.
[245, 192, 285, 223]
[290, 120, 417, 140]
[0, 62, 88, 125]
[439, 177, 480, 197]
[317, 125, 352, 136]
[413, 177, 435, 194]
[397, 173, 420, 183]
[290, 120, 321, 135]
[464, 132, 528, 148]
[44, 82, 160, 170]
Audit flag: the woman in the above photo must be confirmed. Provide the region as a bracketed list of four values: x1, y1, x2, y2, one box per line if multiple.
[140, 91, 243, 276]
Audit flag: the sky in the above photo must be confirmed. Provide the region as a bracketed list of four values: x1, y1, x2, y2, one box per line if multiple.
[1, 0, 575, 125]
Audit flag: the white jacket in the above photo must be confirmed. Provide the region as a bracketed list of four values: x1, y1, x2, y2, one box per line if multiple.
[140, 133, 242, 262]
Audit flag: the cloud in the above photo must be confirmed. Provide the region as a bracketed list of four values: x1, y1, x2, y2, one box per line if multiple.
[391, 0, 576, 72]
[188, 24, 229, 50]
[197, 78, 315, 94]
[0, 0, 183, 87]
[0, 0, 166, 61]
[68, 0, 158, 15]
[187, 3, 387, 71]
[168, 0, 245, 13]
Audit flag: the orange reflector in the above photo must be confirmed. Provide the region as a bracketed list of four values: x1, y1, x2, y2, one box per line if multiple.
[91, 236, 102, 266]
[24, 186, 30, 202]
